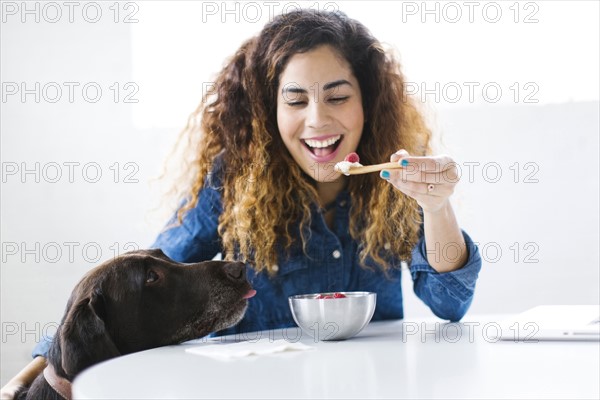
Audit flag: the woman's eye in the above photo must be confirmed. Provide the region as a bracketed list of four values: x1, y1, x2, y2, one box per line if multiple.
[146, 270, 160, 284]
[286, 101, 306, 107]
[328, 96, 349, 104]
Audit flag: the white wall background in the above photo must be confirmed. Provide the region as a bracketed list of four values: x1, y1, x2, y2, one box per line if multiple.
[1, 0, 598, 385]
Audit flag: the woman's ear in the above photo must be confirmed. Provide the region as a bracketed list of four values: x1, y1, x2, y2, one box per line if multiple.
[59, 290, 120, 377]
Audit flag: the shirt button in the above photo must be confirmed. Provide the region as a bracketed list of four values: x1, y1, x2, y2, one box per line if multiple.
[339, 200, 347, 207]
[332, 250, 341, 259]
[272, 264, 279, 272]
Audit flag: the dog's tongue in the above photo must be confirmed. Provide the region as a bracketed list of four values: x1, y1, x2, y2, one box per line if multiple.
[243, 289, 257, 299]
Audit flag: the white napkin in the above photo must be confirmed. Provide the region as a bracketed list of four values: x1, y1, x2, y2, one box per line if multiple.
[185, 338, 313, 360]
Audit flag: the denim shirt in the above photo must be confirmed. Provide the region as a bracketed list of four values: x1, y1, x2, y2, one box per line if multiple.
[32, 164, 482, 357]
[151, 183, 482, 337]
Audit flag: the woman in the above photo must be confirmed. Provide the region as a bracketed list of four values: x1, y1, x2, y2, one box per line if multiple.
[2, 9, 481, 397]
[152, 9, 481, 335]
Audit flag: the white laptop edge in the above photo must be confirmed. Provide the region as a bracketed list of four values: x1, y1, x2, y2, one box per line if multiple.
[498, 305, 600, 342]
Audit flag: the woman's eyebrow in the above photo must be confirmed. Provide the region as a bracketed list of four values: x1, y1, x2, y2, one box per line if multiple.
[323, 79, 352, 91]
[280, 79, 353, 95]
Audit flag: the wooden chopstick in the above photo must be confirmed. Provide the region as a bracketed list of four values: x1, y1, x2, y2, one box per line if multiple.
[344, 161, 403, 175]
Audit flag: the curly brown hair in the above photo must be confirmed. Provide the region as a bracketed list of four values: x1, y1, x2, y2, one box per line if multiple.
[169, 9, 431, 274]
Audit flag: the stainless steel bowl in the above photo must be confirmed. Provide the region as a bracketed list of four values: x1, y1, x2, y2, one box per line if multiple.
[288, 292, 376, 341]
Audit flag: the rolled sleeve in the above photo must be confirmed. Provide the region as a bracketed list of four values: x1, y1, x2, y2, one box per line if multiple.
[410, 230, 482, 321]
[31, 335, 53, 359]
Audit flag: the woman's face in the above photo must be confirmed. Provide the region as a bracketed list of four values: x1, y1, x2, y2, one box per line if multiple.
[277, 45, 364, 182]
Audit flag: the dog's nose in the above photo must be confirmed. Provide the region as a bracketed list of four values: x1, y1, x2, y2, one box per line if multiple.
[223, 262, 246, 282]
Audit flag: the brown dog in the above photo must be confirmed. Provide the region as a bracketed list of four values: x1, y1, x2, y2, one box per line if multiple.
[15, 249, 255, 400]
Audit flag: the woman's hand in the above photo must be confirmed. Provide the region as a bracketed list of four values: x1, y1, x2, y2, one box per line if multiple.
[0, 381, 24, 400]
[380, 150, 459, 214]
[381, 149, 467, 272]
[0, 356, 47, 400]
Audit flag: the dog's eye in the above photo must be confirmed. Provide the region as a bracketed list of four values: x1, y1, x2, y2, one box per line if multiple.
[145, 270, 160, 284]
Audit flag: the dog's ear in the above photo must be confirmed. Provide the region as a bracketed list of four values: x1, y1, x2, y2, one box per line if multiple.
[145, 248, 171, 260]
[60, 289, 120, 376]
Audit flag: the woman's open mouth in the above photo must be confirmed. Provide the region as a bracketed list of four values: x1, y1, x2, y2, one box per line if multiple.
[301, 135, 343, 161]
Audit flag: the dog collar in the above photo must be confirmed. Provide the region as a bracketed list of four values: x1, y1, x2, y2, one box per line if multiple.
[43, 364, 72, 400]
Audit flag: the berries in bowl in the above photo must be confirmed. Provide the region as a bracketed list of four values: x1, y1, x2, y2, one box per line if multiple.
[288, 292, 376, 341]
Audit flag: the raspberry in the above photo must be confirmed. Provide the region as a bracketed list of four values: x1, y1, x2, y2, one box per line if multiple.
[316, 292, 346, 299]
[344, 152, 360, 163]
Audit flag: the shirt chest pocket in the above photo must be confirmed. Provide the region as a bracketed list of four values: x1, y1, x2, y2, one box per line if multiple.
[276, 256, 316, 298]
[357, 255, 403, 289]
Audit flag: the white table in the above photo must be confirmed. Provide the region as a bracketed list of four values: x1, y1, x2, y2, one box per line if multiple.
[73, 316, 599, 399]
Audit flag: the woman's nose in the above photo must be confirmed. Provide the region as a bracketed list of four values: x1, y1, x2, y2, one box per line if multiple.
[306, 100, 331, 130]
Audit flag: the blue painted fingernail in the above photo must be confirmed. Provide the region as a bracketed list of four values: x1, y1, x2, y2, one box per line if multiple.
[380, 170, 390, 179]
[400, 159, 409, 167]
